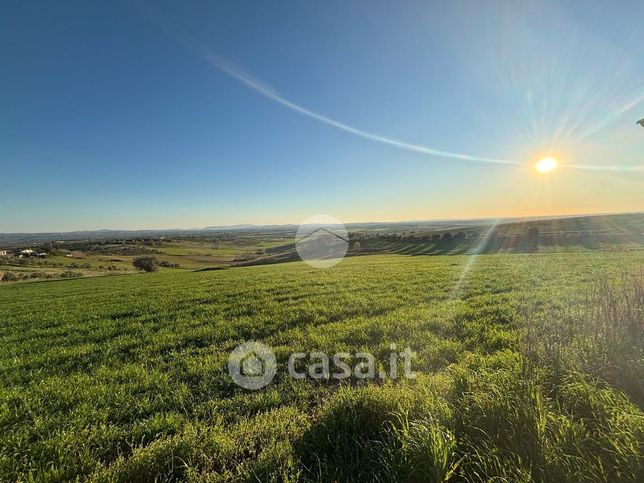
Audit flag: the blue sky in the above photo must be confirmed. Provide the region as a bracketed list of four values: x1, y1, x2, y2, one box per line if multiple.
[1, 0, 643, 232]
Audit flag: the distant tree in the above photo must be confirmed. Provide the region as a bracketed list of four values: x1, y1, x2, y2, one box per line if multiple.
[61, 271, 82, 278]
[159, 260, 180, 268]
[442, 232, 454, 241]
[479, 229, 500, 253]
[526, 227, 540, 251]
[1, 272, 18, 282]
[431, 233, 442, 241]
[578, 231, 596, 249]
[526, 227, 540, 240]
[454, 231, 466, 241]
[352, 241, 361, 251]
[132, 256, 159, 272]
[626, 225, 642, 242]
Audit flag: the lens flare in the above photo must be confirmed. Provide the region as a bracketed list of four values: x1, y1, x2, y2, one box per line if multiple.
[535, 156, 558, 174]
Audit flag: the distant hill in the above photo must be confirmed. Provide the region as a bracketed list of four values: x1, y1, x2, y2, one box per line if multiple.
[1, 212, 641, 247]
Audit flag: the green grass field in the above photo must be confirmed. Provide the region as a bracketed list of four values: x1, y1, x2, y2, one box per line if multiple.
[0, 251, 642, 481]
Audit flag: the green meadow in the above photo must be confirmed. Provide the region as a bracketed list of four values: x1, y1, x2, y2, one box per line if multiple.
[0, 251, 642, 481]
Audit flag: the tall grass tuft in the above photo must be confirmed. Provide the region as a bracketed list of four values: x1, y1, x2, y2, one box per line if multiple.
[521, 270, 643, 406]
[392, 411, 460, 482]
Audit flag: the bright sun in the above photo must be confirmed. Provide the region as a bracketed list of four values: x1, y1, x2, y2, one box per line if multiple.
[535, 156, 559, 174]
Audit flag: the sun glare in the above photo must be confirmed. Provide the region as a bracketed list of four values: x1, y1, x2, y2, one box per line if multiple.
[535, 156, 558, 174]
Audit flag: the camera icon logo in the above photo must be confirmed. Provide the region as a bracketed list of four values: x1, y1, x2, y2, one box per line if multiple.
[228, 341, 277, 390]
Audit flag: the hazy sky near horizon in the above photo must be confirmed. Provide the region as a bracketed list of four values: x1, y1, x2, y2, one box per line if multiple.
[1, 0, 643, 232]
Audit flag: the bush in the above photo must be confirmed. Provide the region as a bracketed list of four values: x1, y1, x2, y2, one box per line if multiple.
[158, 261, 179, 268]
[132, 256, 159, 272]
[60, 271, 82, 279]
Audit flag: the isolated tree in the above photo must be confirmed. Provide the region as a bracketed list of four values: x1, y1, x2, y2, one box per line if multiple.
[442, 232, 454, 241]
[352, 241, 361, 252]
[132, 256, 159, 272]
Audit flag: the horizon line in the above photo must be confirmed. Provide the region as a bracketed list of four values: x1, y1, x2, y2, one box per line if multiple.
[1, 210, 642, 236]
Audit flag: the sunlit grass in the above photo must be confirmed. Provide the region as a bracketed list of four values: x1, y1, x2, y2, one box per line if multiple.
[0, 252, 642, 480]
